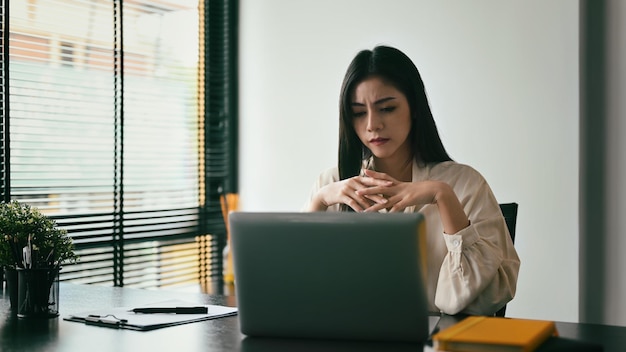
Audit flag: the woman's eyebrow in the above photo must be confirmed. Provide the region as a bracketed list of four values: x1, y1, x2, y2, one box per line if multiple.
[351, 96, 397, 106]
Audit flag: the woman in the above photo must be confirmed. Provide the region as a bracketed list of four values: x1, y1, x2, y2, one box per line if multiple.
[305, 45, 520, 316]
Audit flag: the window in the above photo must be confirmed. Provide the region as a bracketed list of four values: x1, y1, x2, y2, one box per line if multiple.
[0, 0, 237, 291]
[59, 42, 74, 66]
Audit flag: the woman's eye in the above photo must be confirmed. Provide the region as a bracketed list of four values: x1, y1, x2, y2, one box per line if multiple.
[352, 111, 366, 118]
[380, 106, 396, 113]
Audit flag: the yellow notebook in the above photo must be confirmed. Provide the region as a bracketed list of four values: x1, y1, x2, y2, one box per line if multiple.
[432, 316, 558, 352]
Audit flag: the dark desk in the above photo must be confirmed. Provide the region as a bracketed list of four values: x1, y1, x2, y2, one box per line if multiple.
[0, 283, 623, 351]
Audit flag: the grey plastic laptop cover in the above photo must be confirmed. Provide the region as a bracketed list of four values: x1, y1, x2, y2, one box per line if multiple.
[229, 211, 429, 343]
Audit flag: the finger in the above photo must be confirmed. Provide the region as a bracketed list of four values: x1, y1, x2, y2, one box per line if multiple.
[356, 186, 391, 196]
[345, 178, 389, 209]
[345, 190, 375, 212]
[344, 196, 364, 212]
[387, 205, 406, 213]
[348, 175, 390, 192]
[363, 202, 388, 213]
[363, 194, 388, 205]
[363, 196, 396, 212]
[362, 169, 397, 182]
[387, 199, 407, 213]
[359, 177, 394, 187]
[364, 195, 407, 213]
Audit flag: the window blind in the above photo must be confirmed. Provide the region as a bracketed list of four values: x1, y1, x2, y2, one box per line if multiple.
[8, 0, 119, 285]
[1, 0, 237, 290]
[203, 0, 238, 282]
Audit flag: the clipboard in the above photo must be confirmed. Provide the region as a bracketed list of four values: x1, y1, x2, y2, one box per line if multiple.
[64, 300, 238, 331]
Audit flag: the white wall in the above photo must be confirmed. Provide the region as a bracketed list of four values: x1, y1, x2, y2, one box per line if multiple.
[239, 0, 579, 322]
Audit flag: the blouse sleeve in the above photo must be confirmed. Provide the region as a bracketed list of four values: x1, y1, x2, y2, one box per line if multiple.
[433, 169, 520, 316]
[301, 167, 341, 212]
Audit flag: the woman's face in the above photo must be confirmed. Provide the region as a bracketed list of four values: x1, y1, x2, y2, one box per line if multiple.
[350, 76, 412, 161]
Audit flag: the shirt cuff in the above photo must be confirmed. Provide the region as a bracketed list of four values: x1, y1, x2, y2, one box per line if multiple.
[443, 225, 480, 252]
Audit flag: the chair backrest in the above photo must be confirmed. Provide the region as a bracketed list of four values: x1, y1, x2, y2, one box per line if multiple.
[494, 202, 518, 317]
[499, 202, 518, 244]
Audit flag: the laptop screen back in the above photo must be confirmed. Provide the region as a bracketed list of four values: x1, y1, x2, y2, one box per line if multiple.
[230, 211, 429, 343]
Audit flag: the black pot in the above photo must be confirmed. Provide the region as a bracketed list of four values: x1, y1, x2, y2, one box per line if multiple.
[16, 267, 60, 318]
[3, 267, 18, 313]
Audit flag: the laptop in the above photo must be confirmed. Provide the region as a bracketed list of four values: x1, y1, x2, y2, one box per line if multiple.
[229, 211, 429, 343]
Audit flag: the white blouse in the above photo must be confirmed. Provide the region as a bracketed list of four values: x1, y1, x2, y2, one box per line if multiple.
[304, 160, 520, 315]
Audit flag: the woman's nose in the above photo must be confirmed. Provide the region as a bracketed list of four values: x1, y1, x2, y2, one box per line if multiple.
[366, 111, 383, 131]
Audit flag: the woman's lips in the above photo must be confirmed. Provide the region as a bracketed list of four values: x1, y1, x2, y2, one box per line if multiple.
[369, 138, 389, 146]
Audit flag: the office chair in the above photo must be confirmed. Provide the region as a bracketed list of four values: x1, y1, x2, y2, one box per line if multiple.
[494, 202, 518, 317]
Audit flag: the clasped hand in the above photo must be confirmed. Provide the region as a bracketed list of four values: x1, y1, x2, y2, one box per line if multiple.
[318, 169, 442, 213]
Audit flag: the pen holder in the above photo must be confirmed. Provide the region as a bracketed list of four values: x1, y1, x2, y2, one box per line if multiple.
[3, 267, 19, 313]
[16, 267, 60, 318]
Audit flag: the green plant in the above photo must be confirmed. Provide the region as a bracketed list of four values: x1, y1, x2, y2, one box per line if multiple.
[0, 200, 78, 268]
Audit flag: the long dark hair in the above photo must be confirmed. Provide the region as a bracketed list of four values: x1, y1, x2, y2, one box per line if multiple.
[338, 45, 452, 182]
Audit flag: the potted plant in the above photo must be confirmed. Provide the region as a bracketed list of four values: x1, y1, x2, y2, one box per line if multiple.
[0, 200, 78, 317]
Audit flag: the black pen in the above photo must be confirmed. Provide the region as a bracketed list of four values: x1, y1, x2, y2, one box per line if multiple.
[129, 306, 208, 314]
